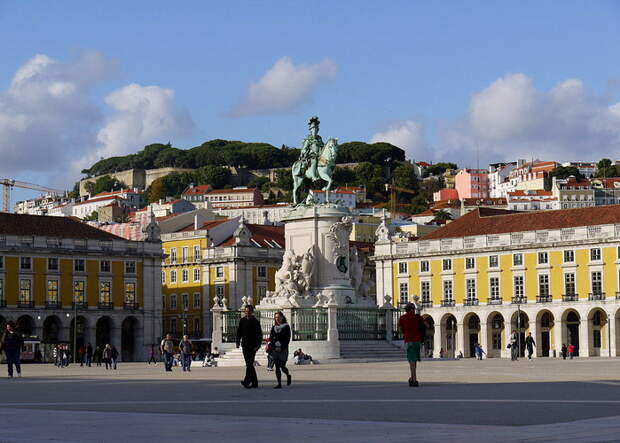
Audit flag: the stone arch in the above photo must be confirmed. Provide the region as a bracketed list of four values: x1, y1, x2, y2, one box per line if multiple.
[486, 311, 505, 358]
[535, 310, 555, 357]
[509, 311, 530, 358]
[96, 316, 114, 349]
[440, 313, 458, 358]
[69, 315, 88, 352]
[463, 312, 481, 358]
[121, 316, 139, 362]
[42, 315, 62, 344]
[587, 307, 608, 357]
[562, 309, 581, 357]
[17, 315, 35, 337]
[422, 314, 435, 358]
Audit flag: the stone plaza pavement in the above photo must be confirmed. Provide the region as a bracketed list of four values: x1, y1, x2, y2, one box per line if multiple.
[4, 358, 620, 442]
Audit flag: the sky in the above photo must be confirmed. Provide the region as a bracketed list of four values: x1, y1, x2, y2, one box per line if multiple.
[1, 1, 620, 205]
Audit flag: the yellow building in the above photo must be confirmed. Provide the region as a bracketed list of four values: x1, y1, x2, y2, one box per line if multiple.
[373, 206, 620, 359]
[161, 217, 283, 339]
[0, 213, 163, 361]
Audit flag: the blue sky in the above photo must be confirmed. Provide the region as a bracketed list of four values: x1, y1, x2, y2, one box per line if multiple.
[1, 1, 620, 204]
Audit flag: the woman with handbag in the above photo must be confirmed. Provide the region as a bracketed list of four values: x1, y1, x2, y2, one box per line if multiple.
[268, 311, 292, 389]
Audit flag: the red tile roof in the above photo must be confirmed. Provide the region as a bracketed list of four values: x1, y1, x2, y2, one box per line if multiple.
[75, 195, 123, 206]
[208, 188, 257, 194]
[422, 206, 620, 240]
[508, 190, 553, 196]
[182, 185, 211, 195]
[219, 224, 284, 247]
[0, 213, 123, 240]
[178, 219, 229, 232]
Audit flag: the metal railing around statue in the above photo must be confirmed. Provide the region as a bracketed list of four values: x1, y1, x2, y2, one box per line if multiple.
[222, 311, 242, 343]
[391, 308, 405, 340]
[336, 307, 387, 340]
[291, 308, 328, 341]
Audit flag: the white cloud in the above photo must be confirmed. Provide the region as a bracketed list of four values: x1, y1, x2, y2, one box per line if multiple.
[229, 56, 337, 117]
[0, 52, 109, 181]
[370, 120, 431, 160]
[0, 52, 194, 189]
[95, 83, 194, 159]
[374, 73, 620, 167]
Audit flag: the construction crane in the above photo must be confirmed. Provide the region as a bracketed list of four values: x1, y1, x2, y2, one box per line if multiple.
[1, 179, 65, 213]
[385, 183, 417, 216]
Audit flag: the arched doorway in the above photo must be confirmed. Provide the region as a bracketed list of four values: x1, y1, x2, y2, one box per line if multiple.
[43, 316, 62, 344]
[588, 308, 608, 357]
[442, 314, 457, 358]
[96, 317, 113, 349]
[511, 311, 529, 357]
[121, 317, 138, 361]
[17, 315, 35, 337]
[69, 316, 87, 351]
[563, 310, 580, 356]
[422, 315, 435, 358]
[487, 312, 504, 358]
[464, 313, 481, 358]
[537, 311, 554, 357]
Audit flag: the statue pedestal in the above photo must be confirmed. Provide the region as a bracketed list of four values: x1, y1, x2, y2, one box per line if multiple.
[260, 203, 361, 310]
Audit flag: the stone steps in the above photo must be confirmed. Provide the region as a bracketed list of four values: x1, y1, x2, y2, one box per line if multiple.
[216, 348, 269, 367]
[339, 341, 405, 360]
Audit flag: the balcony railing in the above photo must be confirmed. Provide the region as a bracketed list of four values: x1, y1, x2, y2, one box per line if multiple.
[464, 298, 479, 306]
[419, 300, 433, 308]
[511, 297, 527, 304]
[45, 301, 61, 309]
[123, 302, 139, 311]
[72, 301, 88, 309]
[588, 292, 605, 301]
[441, 300, 455, 307]
[536, 295, 552, 303]
[488, 298, 503, 305]
[562, 294, 578, 302]
[97, 301, 113, 310]
[17, 300, 34, 308]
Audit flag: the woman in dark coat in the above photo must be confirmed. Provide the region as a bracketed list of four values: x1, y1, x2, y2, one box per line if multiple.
[268, 311, 292, 389]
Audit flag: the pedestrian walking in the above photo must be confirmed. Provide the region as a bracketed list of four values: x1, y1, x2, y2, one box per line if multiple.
[568, 343, 575, 359]
[61, 344, 69, 367]
[86, 343, 93, 367]
[111, 346, 119, 369]
[53, 345, 60, 367]
[160, 334, 174, 372]
[525, 333, 536, 360]
[103, 344, 113, 370]
[398, 303, 425, 387]
[236, 304, 263, 389]
[94, 346, 102, 366]
[179, 335, 193, 372]
[268, 311, 292, 389]
[474, 343, 485, 360]
[148, 345, 158, 364]
[1, 321, 23, 378]
[509, 330, 519, 361]
[561, 344, 567, 360]
[79, 346, 86, 367]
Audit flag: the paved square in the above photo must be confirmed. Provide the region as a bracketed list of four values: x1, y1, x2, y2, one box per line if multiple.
[4, 358, 620, 442]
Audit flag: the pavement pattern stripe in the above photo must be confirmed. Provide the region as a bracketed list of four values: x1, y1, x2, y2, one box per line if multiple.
[9, 398, 620, 406]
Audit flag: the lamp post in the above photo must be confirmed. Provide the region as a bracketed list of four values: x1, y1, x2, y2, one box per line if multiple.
[180, 307, 188, 337]
[67, 301, 79, 364]
[517, 297, 523, 359]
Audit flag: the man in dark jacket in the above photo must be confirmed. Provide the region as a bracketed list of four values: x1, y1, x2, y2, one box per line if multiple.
[236, 304, 263, 388]
[1, 321, 23, 378]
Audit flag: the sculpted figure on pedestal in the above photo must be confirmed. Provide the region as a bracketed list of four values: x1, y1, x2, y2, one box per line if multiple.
[291, 116, 339, 204]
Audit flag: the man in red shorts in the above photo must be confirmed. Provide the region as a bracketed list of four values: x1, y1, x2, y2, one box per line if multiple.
[399, 303, 426, 387]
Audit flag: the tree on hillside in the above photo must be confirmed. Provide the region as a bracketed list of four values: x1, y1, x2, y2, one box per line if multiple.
[194, 165, 231, 189]
[544, 166, 585, 190]
[84, 176, 127, 196]
[146, 178, 168, 203]
[424, 162, 457, 177]
[336, 141, 405, 165]
[354, 162, 384, 197]
[392, 162, 419, 191]
[595, 158, 619, 178]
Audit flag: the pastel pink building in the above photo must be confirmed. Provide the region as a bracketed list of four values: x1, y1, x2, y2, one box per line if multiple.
[432, 188, 459, 202]
[455, 169, 489, 199]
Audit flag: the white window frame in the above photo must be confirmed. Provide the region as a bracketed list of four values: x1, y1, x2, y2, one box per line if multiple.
[399, 282, 408, 305]
[193, 292, 201, 308]
[398, 262, 408, 274]
[591, 271, 603, 295]
[538, 274, 549, 298]
[514, 275, 524, 299]
[590, 248, 601, 262]
[466, 278, 476, 300]
[182, 269, 189, 283]
[489, 277, 500, 300]
[420, 260, 430, 273]
[421, 281, 430, 303]
[564, 272, 576, 295]
[465, 257, 475, 270]
[489, 255, 499, 268]
[442, 259, 452, 271]
[193, 268, 200, 282]
[513, 253, 523, 267]
[442, 280, 453, 302]
[170, 270, 177, 283]
[564, 250, 575, 263]
[538, 252, 548, 265]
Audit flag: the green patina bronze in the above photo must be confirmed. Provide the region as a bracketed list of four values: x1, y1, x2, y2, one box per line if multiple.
[291, 116, 338, 205]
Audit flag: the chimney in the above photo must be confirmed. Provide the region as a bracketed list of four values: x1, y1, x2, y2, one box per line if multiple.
[194, 213, 204, 230]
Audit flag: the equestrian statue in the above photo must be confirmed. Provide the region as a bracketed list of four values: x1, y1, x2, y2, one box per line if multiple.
[291, 116, 339, 205]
